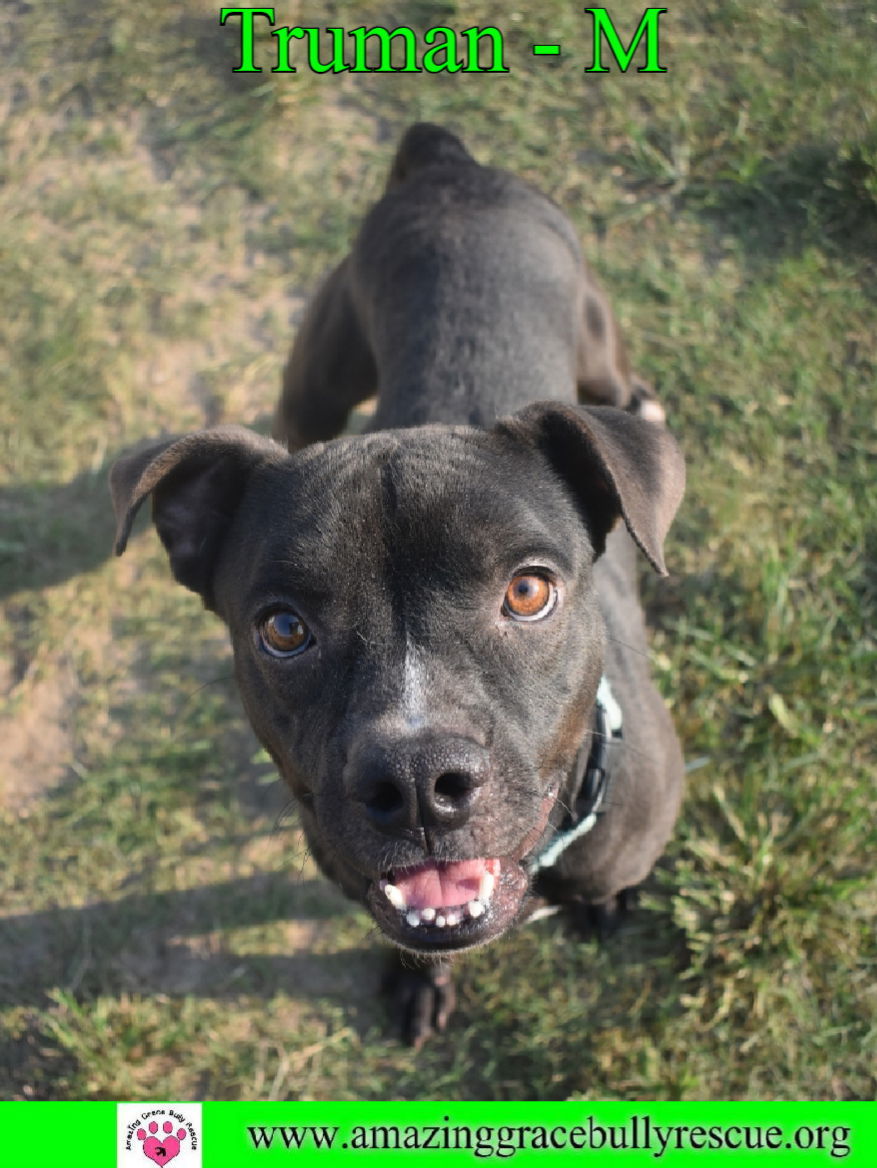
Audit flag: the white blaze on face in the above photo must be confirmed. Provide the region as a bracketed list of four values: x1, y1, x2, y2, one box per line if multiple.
[401, 639, 429, 731]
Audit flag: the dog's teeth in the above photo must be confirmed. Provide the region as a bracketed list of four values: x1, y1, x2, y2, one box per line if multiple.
[479, 871, 495, 901]
[420, 907, 436, 923]
[406, 909, 421, 927]
[435, 914, 447, 928]
[383, 883, 407, 910]
[467, 899, 485, 918]
[445, 910, 460, 927]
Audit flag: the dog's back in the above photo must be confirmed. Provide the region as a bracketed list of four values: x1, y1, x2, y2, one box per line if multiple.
[275, 123, 635, 446]
[355, 125, 586, 428]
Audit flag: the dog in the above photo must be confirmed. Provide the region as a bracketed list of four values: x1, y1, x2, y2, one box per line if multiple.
[110, 124, 685, 1046]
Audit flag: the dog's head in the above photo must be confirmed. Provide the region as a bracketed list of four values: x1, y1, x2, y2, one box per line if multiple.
[111, 405, 683, 953]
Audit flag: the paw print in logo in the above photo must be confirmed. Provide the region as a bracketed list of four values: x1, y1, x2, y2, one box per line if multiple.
[137, 1120, 188, 1164]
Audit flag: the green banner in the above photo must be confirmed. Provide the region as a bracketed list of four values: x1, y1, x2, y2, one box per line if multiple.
[0, 1102, 873, 1166]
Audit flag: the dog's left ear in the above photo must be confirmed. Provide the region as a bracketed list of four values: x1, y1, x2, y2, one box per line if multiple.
[496, 403, 685, 574]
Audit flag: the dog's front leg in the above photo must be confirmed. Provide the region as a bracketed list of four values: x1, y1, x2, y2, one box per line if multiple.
[567, 886, 640, 943]
[383, 953, 456, 1049]
[274, 257, 377, 450]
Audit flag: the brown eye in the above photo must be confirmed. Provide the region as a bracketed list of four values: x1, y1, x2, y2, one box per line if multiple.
[259, 610, 312, 657]
[502, 572, 557, 621]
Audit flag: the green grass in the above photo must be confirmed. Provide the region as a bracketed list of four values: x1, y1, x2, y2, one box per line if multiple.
[1, 0, 875, 1100]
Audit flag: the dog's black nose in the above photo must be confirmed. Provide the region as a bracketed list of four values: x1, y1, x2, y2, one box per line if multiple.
[353, 736, 488, 834]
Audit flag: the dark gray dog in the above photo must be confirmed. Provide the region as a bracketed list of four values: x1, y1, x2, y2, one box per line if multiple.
[111, 124, 685, 1046]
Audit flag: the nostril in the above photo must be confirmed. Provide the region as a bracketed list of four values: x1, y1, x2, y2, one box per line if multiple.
[434, 771, 474, 804]
[366, 780, 405, 818]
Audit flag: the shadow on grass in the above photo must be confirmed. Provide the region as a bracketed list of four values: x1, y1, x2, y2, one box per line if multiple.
[0, 465, 117, 600]
[693, 141, 877, 291]
[0, 871, 383, 1098]
[0, 874, 373, 1009]
[0, 1025, 81, 1102]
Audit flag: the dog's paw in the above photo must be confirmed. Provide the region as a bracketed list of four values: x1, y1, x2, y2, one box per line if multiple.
[383, 957, 456, 1049]
[568, 886, 639, 942]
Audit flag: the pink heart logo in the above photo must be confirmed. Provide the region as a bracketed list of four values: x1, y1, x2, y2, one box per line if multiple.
[137, 1123, 187, 1164]
[142, 1136, 182, 1165]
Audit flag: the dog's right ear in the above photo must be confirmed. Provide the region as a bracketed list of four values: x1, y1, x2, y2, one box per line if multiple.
[109, 426, 285, 607]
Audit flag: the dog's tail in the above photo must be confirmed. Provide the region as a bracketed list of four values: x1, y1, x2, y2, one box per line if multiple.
[386, 122, 477, 188]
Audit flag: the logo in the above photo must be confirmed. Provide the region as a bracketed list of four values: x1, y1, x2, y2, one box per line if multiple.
[118, 1104, 202, 1168]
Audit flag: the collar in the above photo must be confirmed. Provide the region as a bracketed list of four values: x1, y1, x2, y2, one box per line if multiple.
[527, 676, 623, 875]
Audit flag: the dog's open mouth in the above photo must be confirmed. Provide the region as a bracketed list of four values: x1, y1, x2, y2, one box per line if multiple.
[367, 856, 530, 952]
[363, 782, 561, 952]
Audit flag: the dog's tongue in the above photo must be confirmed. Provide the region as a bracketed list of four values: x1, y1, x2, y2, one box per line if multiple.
[393, 859, 488, 910]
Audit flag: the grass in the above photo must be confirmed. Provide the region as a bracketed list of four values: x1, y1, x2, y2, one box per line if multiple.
[1, 0, 875, 1101]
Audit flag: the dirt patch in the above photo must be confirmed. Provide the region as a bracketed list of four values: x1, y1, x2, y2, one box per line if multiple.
[0, 650, 78, 814]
